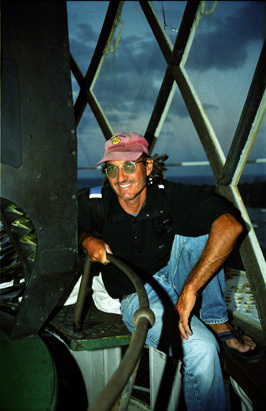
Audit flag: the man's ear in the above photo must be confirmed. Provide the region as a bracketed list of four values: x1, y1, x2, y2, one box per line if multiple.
[146, 159, 154, 176]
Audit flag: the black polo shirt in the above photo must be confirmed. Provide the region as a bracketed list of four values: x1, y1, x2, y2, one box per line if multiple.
[78, 180, 241, 298]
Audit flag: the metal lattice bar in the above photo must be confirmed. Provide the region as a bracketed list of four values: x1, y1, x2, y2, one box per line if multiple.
[219, 40, 266, 186]
[74, 1, 124, 128]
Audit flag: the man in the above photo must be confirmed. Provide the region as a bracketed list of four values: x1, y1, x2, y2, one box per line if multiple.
[78, 132, 259, 410]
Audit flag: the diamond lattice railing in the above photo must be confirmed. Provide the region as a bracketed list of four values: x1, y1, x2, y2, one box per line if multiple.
[69, 1, 266, 341]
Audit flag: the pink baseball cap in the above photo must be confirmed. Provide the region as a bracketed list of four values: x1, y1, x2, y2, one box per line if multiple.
[96, 132, 150, 165]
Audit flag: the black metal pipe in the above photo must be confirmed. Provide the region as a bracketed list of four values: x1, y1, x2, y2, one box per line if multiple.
[88, 252, 155, 410]
[107, 254, 150, 309]
[89, 316, 151, 411]
[73, 258, 92, 332]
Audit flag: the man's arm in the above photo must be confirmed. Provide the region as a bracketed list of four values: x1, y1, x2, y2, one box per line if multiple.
[175, 213, 243, 339]
[79, 232, 112, 265]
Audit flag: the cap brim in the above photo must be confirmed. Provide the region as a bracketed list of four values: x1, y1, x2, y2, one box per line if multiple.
[96, 150, 143, 166]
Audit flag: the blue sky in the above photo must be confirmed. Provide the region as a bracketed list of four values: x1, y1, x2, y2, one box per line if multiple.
[67, 1, 266, 182]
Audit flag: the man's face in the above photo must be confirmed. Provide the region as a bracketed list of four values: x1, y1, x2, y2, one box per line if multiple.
[106, 158, 153, 202]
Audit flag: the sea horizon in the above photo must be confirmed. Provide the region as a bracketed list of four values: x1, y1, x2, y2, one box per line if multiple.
[78, 174, 266, 190]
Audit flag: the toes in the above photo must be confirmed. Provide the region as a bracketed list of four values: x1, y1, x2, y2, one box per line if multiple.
[242, 335, 256, 347]
[226, 338, 252, 353]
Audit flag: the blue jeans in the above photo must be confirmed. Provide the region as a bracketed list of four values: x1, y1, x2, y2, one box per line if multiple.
[120, 235, 228, 411]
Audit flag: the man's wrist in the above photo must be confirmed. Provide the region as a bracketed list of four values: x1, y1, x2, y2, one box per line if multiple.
[182, 281, 199, 295]
[79, 233, 93, 247]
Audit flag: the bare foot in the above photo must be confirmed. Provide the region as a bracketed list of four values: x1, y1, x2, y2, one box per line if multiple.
[209, 322, 256, 353]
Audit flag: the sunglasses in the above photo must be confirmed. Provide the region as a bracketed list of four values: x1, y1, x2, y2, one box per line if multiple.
[105, 160, 144, 179]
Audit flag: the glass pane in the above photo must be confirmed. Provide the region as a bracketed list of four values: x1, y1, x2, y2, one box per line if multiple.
[185, 1, 266, 157]
[93, 1, 170, 134]
[239, 114, 266, 257]
[76, 104, 106, 188]
[152, 86, 216, 185]
[152, 1, 187, 44]
[70, 72, 79, 105]
[67, 1, 109, 76]
[241, 113, 266, 182]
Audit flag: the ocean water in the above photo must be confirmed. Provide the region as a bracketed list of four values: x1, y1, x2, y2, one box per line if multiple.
[77, 174, 265, 190]
[78, 175, 215, 190]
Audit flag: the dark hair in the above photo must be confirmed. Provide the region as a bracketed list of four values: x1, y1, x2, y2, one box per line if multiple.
[101, 152, 168, 187]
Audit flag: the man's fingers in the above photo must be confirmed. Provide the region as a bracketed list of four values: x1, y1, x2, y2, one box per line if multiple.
[105, 246, 113, 258]
[85, 239, 112, 265]
[178, 319, 192, 340]
[179, 324, 188, 340]
[101, 246, 112, 264]
[175, 290, 197, 340]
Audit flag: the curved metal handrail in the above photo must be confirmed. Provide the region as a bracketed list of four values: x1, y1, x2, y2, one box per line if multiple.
[88, 253, 155, 411]
[73, 257, 93, 333]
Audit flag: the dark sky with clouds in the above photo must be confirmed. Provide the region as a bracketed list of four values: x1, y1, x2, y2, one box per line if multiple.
[188, 1, 266, 71]
[67, 1, 265, 181]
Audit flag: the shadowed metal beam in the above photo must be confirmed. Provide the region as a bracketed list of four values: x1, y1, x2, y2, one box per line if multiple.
[140, 1, 175, 62]
[172, 66, 226, 180]
[218, 40, 266, 186]
[141, 0, 225, 175]
[215, 41, 266, 341]
[141, 2, 200, 150]
[145, 68, 176, 151]
[74, 1, 124, 129]
[70, 54, 114, 137]
[217, 185, 266, 343]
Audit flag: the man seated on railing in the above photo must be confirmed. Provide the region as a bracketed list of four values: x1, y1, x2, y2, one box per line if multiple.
[78, 132, 262, 411]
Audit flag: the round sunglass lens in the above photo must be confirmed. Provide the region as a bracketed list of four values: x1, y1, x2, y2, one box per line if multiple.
[123, 162, 136, 174]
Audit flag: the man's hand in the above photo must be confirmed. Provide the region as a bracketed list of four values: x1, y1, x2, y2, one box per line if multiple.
[174, 213, 243, 340]
[175, 288, 196, 340]
[81, 235, 112, 265]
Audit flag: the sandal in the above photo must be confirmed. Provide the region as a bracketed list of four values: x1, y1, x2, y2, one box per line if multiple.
[217, 326, 265, 363]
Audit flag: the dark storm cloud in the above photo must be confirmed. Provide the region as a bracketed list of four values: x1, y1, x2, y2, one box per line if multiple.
[68, 22, 99, 74]
[188, 2, 266, 71]
[167, 99, 219, 120]
[70, 37, 95, 61]
[78, 22, 99, 41]
[99, 35, 167, 78]
[94, 67, 160, 104]
[86, 35, 169, 117]
[68, 10, 176, 120]
[70, 1, 265, 125]
[69, 1, 266, 75]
